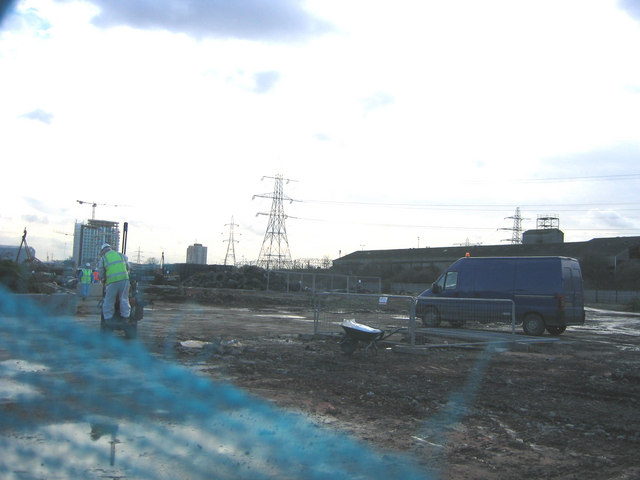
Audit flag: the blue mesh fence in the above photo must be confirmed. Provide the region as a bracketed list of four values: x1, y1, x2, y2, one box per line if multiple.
[0, 287, 433, 479]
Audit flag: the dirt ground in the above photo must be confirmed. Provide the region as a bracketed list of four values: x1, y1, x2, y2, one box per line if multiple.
[77, 289, 640, 480]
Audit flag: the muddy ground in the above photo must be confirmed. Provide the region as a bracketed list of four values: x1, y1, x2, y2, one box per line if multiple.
[76, 290, 640, 479]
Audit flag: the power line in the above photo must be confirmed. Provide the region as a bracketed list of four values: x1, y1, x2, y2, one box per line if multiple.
[300, 199, 640, 211]
[513, 173, 640, 183]
[299, 173, 640, 210]
[291, 215, 640, 232]
[437, 173, 640, 184]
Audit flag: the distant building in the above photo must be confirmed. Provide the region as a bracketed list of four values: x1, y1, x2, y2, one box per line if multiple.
[332, 232, 640, 279]
[0, 245, 36, 263]
[73, 219, 120, 268]
[186, 243, 207, 264]
[522, 228, 564, 244]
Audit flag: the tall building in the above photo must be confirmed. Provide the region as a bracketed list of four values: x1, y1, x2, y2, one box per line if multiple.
[73, 219, 120, 268]
[186, 243, 207, 264]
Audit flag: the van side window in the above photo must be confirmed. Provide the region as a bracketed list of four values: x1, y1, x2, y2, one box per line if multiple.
[444, 271, 458, 290]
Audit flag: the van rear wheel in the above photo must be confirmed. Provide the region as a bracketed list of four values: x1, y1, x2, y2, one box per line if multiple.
[546, 325, 566, 335]
[522, 313, 545, 336]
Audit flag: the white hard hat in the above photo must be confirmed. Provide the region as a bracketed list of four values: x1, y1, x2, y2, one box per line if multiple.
[85, 263, 90, 267]
[100, 243, 111, 252]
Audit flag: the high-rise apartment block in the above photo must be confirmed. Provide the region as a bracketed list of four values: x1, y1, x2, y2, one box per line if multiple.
[73, 219, 120, 268]
[186, 243, 207, 264]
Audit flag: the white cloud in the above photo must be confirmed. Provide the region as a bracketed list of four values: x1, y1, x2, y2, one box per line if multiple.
[1, 0, 639, 263]
[19, 108, 53, 123]
[59, 0, 334, 42]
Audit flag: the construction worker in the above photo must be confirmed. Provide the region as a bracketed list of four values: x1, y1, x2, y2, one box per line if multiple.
[98, 243, 131, 322]
[79, 263, 92, 300]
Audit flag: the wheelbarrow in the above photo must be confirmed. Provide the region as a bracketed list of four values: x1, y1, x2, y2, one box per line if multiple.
[339, 319, 402, 355]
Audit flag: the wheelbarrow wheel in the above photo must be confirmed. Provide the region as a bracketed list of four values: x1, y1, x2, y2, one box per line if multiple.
[340, 337, 358, 355]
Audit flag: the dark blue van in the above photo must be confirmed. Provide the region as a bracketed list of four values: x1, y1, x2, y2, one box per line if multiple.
[416, 256, 585, 335]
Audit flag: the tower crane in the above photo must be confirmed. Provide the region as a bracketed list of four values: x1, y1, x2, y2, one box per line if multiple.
[76, 200, 121, 220]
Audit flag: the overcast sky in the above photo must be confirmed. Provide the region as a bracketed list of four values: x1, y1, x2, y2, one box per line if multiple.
[1, 0, 640, 264]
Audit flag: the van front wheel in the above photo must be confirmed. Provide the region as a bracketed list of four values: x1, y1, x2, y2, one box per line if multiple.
[421, 308, 441, 328]
[522, 313, 545, 336]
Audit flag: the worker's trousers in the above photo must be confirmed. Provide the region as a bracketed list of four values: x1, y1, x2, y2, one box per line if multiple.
[102, 279, 131, 320]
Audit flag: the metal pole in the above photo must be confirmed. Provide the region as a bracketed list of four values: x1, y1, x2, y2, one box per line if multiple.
[313, 294, 320, 335]
[409, 297, 416, 346]
[121, 222, 128, 255]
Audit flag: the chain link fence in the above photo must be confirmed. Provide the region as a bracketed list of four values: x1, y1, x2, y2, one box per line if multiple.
[267, 271, 381, 294]
[584, 289, 640, 305]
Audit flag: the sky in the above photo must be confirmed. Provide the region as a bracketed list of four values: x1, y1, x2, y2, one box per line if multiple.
[1, 0, 640, 265]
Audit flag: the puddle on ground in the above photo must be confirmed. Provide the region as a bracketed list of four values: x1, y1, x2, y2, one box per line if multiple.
[573, 309, 640, 351]
[251, 313, 311, 322]
[0, 360, 50, 403]
[1, 414, 286, 479]
[578, 309, 640, 337]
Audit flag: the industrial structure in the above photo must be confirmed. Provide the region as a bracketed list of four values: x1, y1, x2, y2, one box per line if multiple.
[76, 199, 122, 220]
[73, 219, 120, 268]
[186, 243, 208, 265]
[500, 207, 525, 244]
[255, 175, 295, 270]
[523, 214, 564, 244]
[223, 216, 239, 266]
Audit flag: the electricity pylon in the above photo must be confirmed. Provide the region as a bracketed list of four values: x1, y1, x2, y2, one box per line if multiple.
[254, 175, 297, 270]
[223, 216, 239, 266]
[500, 207, 525, 244]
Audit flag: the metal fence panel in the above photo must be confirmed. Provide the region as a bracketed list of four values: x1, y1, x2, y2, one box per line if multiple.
[413, 297, 515, 344]
[313, 293, 414, 336]
[313, 294, 519, 347]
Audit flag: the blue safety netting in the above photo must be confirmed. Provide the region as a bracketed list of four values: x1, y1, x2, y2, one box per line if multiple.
[0, 287, 434, 479]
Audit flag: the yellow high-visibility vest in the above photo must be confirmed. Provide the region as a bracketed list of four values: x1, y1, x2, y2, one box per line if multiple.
[103, 250, 129, 285]
[81, 268, 92, 284]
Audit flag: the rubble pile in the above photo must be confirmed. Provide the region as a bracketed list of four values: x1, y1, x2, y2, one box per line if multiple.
[182, 265, 267, 290]
[0, 259, 69, 294]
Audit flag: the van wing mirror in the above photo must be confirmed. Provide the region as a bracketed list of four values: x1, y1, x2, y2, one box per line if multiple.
[432, 282, 442, 294]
